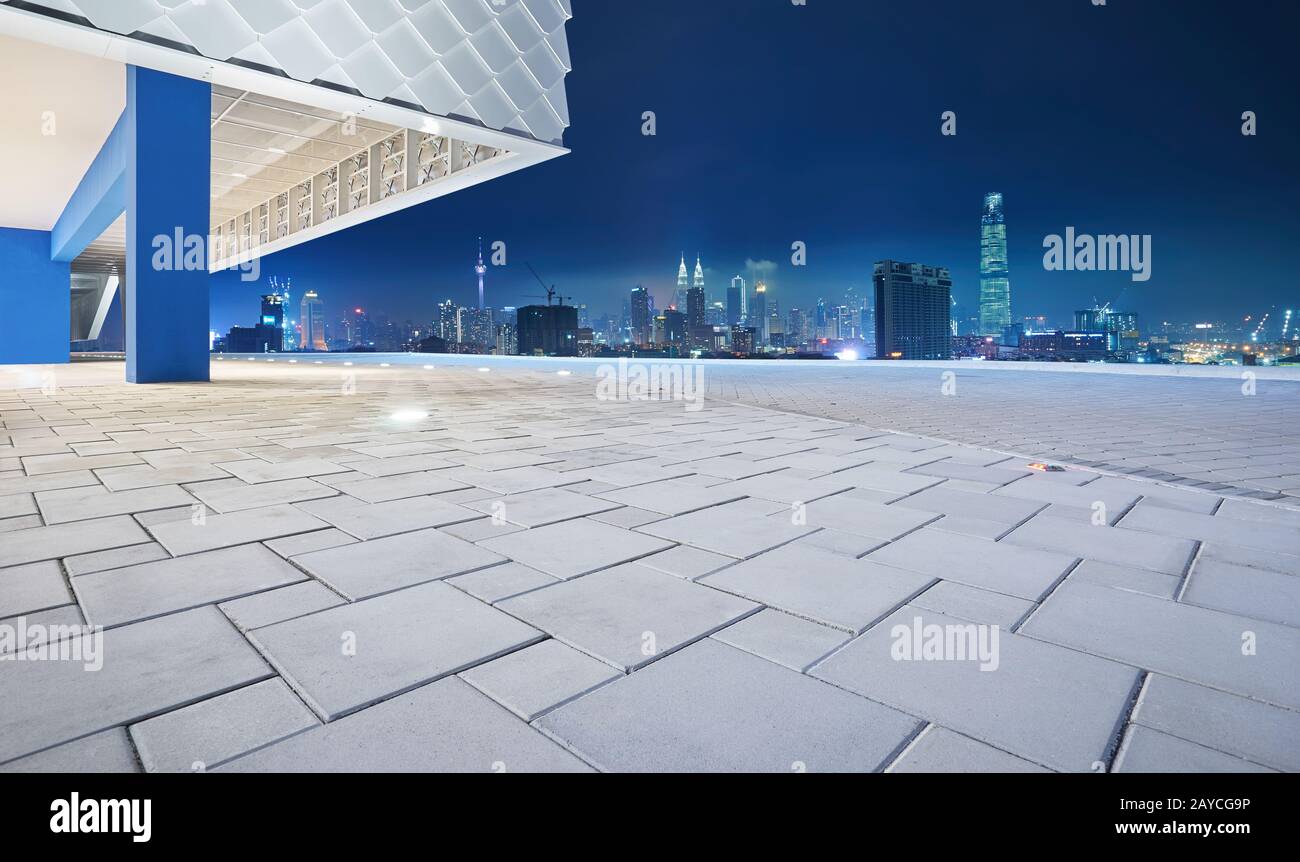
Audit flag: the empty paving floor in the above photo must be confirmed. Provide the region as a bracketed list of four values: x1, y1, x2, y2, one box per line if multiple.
[0, 359, 1297, 773]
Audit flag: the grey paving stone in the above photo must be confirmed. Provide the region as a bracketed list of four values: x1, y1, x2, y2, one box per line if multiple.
[1182, 558, 1300, 627]
[219, 581, 346, 631]
[263, 527, 358, 558]
[1070, 559, 1181, 599]
[795, 497, 938, 541]
[724, 471, 854, 506]
[450, 450, 561, 471]
[346, 453, 457, 477]
[460, 639, 622, 721]
[1113, 725, 1275, 773]
[587, 505, 665, 528]
[34, 484, 196, 526]
[865, 528, 1074, 600]
[538, 638, 920, 772]
[63, 542, 170, 577]
[911, 581, 1035, 628]
[1121, 503, 1300, 556]
[294, 528, 506, 599]
[0, 605, 85, 656]
[0, 606, 271, 764]
[332, 471, 471, 503]
[994, 478, 1141, 513]
[635, 544, 734, 580]
[594, 479, 746, 516]
[888, 726, 1051, 773]
[0, 560, 72, 618]
[498, 563, 758, 671]
[893, 485, 1045, 525]
[447, 562, 559, 603]
[465, 486, 621, 527]
[447, 464, 584, 495]
[186, 477, 338, 513]
[1200, 542, 1300, 577]
[791, 527, 887, 558]
[637, 499, 817, 560]
[0, 513, 42, 533]
[909, 460, 1033, 486]
[1216, 498, 1300, 529]
[831, 463, 945, 495]
[249, 581, 543, 720]
[0, 514, 151, 568]
[1004, 515, 1196, 576]
[0, 470, 101, 496]
[681, 454, 782, 480]
[437, 515, 526, 542]
[1133, 674, 1300, 772]
[23, 451, 142, 475]
[214, 457, 352, 484]
[482, 518, 673, 580]
[221, 677, 591, 772]
[813, 606, 1139, 772]
[146, 504, 328, 557]
[296, 495, 478, 539]
[0, 492, 37, 519]
[130, 679, 318, 772]
[1022, 580, 1300, 709]
[702, 544, 931, 633]
[711, 608, 850, 672]
[0, 729, 139, 774]
[73, 543, 307, 628]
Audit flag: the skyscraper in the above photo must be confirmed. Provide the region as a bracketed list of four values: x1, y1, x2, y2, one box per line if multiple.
[751, 281, 768, 346]
[687, 255, 706, 333]
[675, 254, 690, 311]
[727, 276, 743, 325]
[979, 192, 1012, 335]
[874, 260, 952, 359]
[630, 285, 650, 346]
[300, 290, 326, 351]
[475, 237, 487, 310]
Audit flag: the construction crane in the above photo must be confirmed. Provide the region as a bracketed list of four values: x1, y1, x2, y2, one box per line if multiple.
[524, 262, 572, 307]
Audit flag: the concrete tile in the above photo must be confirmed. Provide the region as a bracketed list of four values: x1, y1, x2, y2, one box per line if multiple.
[866, 528, 1074, 600]
[215, 457, 352, 484]
[587, 505, 664, 528]
[796, 497, 938, 540]
[0, 515, 150, 568]
[482, 518, 673, 580]
[73, 543, 307, 628]
[437, 516, 526, 542]
[703, 544, 932, 633]
[23, 451, 142, 475]
[911, 581, 1035, 628]
[96, 462, 232, 491]
[909, 460, 1032, 486]
[725, 470, 854, 505]
[296, 495, 478, 539]
[147, 504, 328, 556]
[1070, 559, 1180, 599]
[1022, 580, 1300, 709]
[0, 605, 85, 656]
[0, 606, 271, 763]
[711, 608, 849, 672]
[219, 581, 346, 631]
[333, 471, 470, 503]
[221, 677, 590, 772]
[893, 485, 1045, 524]
[1133, 674, 1300, 772]
[263, 528, 357, 558]
[1121, 503, 1300, 556]
[0, 560, 72, 618]
[130, 679, 318, 772]
[63, 542, 170, 577]
[813, 606, 1139, 772]
[448, 562, 559, 603]
[1114, 725, 1275, 773]
[0, 492, 37, 519]
[447, 464, 583, 495]
[465, 487, 620, 527]
[187, 477, 337, 513]
[460, 639, 621, 721]
[498, 563, 758, 671]
[831, 463, 944, 495]
[347, 453, 457, 477]
[249, 581, 543, 720]
[1182, 558, 1300, 626]
[636, 544, 734, 580]
[790, 528, 886, 558]
[450, 450, 560, 471]
[1216, 498, 1300, 529]
[1, 729, 139, 774]
[1004, 515, 1196, 576]
[538, 638, 920, 772]
[293, 528, 506, 599]
[888, 726, 1051, 773]
[637, 499, 817, 560]
[1200, 542, 1300, 577]
[34, 483, 195, 524]
[594, 478, 745, 516]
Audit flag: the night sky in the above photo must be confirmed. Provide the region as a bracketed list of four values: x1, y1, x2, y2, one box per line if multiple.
[210, 0, 1300, 334]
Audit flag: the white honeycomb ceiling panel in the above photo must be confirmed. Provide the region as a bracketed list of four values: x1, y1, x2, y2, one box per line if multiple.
[0, 0, 573, 144]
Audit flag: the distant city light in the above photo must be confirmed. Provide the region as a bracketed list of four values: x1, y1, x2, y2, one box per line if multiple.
[835, 349, 858, 361]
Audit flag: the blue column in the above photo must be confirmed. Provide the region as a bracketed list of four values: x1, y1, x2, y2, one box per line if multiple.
[124, 66, 211, 383]
[0, 228, 70, 364]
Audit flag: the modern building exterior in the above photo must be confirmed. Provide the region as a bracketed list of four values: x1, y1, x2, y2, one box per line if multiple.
[874, 260, 953, 359]
[300, 291, 326, 352]
[751, 282, 768, 346]
[630, 285, 650, 346]
[517, 303, 578, 356]
[0, 0, 574, 380]
[979, 192, 1012, 336]
[727, 276, 743, 325]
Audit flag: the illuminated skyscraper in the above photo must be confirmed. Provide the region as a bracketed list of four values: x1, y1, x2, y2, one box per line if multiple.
[687, 255, 706, 331]
[727, 276, 744, 325]
[979, 192, 1012, 335]
[300, 290, 326, 351]
[752, 282, 768, 345]
[874, 260, 952, 359]
[675, 254, 690, 310]
[630, 285, 651, 346]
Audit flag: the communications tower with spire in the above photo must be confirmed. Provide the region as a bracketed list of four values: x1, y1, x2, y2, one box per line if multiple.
[475, 237, 487, 310]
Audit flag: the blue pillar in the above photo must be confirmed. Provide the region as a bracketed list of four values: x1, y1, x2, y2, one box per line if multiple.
[125, 66, 211, 383]
[0, 228, 70, 364]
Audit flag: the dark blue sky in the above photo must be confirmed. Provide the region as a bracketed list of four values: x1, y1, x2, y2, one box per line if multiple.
[212, 0, 1299, 332]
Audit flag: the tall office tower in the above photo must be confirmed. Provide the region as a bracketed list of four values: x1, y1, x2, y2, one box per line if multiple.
[732, 275, 747, 323]
[788, 308, 806, 347]
[257, 294, 285, 352]
[979, 192, 1012, 335]
[752, 282, 768, 346]
[674, 254, 690, 310]
[874, 260, 952, 360]
[1074, 306, 1109, 332]
[814, 298, 828, 340]
[300, 290, 326, 351]
[726, 277, 743, 325]
[687, 255, 706, 332]
[630, 285, 651, 346]
[475, 237, 487, 310]
[436, 299, 458, 341]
